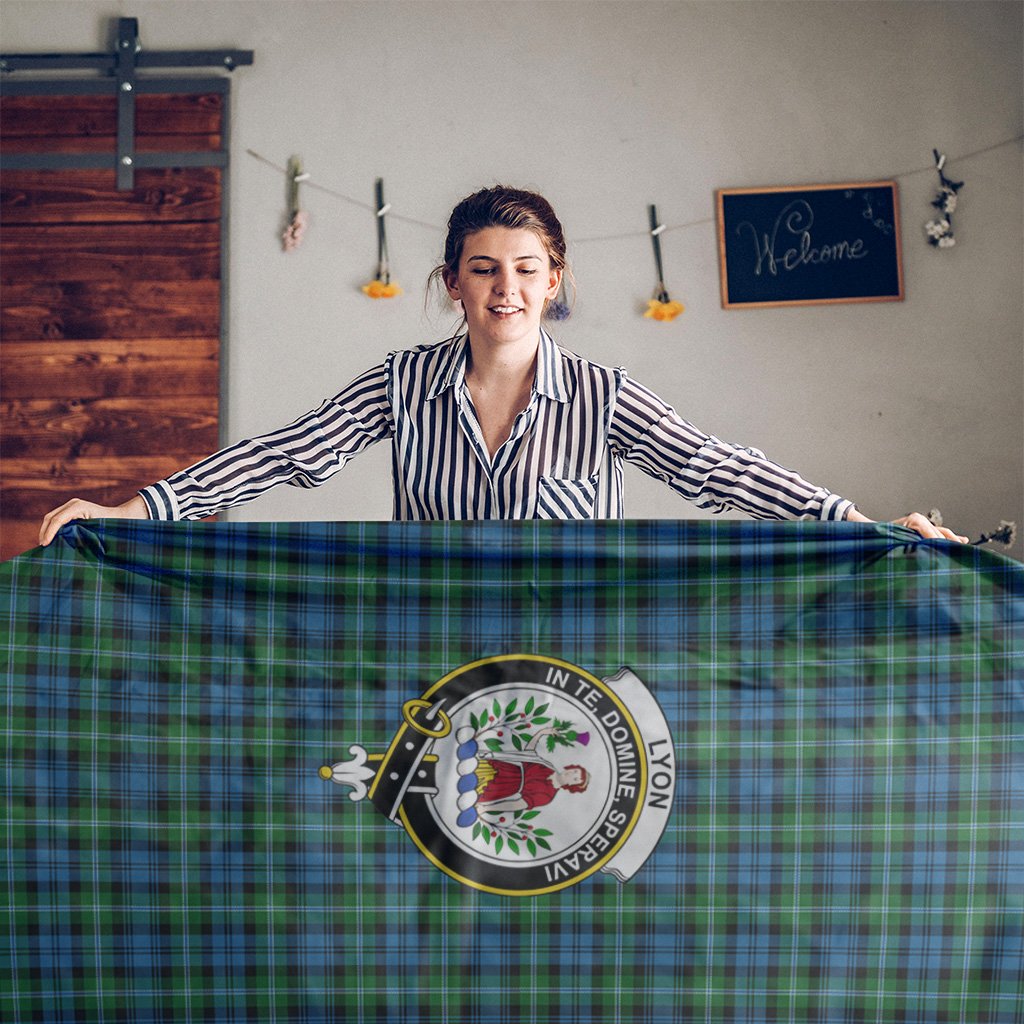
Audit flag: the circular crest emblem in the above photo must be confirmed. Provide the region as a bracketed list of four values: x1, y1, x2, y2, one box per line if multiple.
[321, 655, 675, 897]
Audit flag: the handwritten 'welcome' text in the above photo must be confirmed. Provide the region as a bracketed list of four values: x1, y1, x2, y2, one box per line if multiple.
[736, 200, 868, 277]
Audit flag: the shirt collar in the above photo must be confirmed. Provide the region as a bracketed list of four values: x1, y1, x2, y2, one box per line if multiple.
[426, 330, 570, 403]
[535, 328, 571, 403]
[426, 335, 470, 400]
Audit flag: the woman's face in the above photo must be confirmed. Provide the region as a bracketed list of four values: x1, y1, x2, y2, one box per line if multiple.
[445, 227, 561, 350]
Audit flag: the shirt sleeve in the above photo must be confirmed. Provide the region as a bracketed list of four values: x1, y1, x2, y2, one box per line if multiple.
[608, 374, 855, 522]
[138, 361, 394, 520]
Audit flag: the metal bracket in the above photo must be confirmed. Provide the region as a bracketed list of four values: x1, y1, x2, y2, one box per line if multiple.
[116, 18, 140, 189]
[1, 16, 254, 191]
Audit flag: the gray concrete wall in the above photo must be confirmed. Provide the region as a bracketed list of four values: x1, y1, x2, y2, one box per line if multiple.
[4, 0, 1021, 547]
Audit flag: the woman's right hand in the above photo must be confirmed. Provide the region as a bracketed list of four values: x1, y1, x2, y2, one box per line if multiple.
[39, 494, 149, 548]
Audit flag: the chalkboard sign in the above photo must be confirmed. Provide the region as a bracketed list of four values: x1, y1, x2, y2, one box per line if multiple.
[716, 182, 904, 309]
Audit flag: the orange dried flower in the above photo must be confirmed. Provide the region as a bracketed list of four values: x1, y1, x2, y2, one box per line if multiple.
[644, 299, 685, 322]
[361, 279, 403, 299]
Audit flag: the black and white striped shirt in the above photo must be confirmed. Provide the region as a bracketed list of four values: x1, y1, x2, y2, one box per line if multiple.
[139, 331, 853, 522]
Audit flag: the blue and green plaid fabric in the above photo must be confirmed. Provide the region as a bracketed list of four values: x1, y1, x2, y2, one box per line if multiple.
[2, 520, 1022, 1023]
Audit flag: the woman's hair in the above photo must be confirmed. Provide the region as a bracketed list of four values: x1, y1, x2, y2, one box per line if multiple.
[428, 185, 573, 319]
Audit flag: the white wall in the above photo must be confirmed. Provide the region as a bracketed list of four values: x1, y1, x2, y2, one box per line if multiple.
[4, 0, 1022, 547]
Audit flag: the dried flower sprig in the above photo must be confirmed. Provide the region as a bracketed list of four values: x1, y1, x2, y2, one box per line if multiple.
[644, 204, 684, 323]
[362, 177, 401, 299]
[282, 210, 308, 252]
[932, 509, 1016, 548]
[282, 156, 310, 252]
[645, 298, 685, 322]
[924, 150, 963, 249]
[972, 521, 1017, 548]
[546, 276, 572, 321]
[361, 279, 402, 299]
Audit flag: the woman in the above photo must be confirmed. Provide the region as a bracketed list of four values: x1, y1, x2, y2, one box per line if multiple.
[39, 186, 967, 544]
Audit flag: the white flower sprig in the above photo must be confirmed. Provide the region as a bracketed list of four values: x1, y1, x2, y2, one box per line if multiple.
[924, 150, 963, 249]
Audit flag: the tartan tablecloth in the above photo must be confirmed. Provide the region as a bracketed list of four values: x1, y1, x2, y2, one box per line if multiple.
[1, 519, 1022, 1023]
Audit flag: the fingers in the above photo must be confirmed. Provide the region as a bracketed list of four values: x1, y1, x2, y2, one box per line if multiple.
[38, 499, 94, 547]
[893, 512, 969, 544]
[39, 495, 150, 547]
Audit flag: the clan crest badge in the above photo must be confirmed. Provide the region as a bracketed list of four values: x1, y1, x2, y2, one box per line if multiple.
[320, 655, 675, 896]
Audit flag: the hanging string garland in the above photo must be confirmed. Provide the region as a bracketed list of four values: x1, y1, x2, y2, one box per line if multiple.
[644, 205, 685, 323]
[250, 133, 1021, 307]
[361, 178, 402, 299]
[924, 149, 964, 249]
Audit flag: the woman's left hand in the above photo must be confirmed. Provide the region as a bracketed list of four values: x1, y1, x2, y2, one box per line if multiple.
[847, 508, 969, 543]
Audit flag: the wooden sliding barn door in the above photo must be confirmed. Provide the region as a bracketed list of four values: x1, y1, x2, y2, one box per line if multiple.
[0, 94, 223, 560]
[0, 21, 250, 561]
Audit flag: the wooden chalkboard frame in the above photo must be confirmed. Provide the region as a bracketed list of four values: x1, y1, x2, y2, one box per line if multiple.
[716, 181, 904, 309]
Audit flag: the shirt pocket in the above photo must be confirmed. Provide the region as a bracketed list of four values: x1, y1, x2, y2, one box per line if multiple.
[535, 475, 600, 519]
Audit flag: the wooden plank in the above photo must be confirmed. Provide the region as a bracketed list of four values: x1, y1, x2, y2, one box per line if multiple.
[0, 134, 223, 154]
[1, 397, 219, 458]
[1, 455, 215, 551]
[2, 456, 188, 489]
[1, 91, 223, 561]
[1, 279, 219, 340]
[1, 168, 222, 224]
[1, 519, 46, 562]
[2, 454, 196, 501]
[1, 222, 220, 283]
[1, 339, 219, 398]
[0, 94, 223, 137]
[0, 94, 116, 138]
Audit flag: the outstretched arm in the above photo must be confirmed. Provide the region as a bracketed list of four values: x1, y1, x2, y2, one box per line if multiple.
[609, 375, 854, 521]
[138, 362, 392, 520]
[37, 361, 393, 545]
[609, 376, 968, 541]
